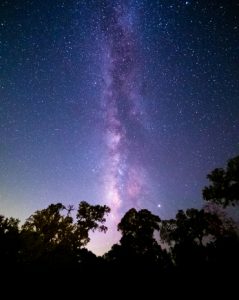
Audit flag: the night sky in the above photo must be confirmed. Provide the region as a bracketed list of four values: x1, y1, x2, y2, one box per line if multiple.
[1, 0, 239, 255]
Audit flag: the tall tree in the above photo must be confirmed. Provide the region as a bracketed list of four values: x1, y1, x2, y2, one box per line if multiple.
[21, 201, 110, 265]
[105, 208, 170, 268]
[160, 208, 239, 269]
[160, 209, 223, 247]
[203, 155, 239, 207]
[77, 201, 110, 245]
[118, 208, 161, 255]
[0, 215, 20, 265]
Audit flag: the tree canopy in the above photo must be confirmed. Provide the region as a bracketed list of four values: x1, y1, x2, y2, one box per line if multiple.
[0, 215, 20, 265]
[118, 208, 160, 253]
[0, 154, 238, 275]
[160, 206, 239, 269]
[20, 201, 110, 265]
[160, 208, 224, 246]
[203, 155, 239, 207]
[105, 208, 171, 268]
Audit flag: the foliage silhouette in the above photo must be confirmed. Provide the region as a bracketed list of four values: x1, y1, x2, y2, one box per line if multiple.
[105, 208, 172, 269]
[0, 215, 21, 266]
[20, 201, 110, 266]
[160, 207, 239, 270]
[203, 155, 239, 207]
[0, 154, 238, 276]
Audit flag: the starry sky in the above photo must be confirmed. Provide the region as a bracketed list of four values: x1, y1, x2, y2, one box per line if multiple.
[1, 0, 239, 255]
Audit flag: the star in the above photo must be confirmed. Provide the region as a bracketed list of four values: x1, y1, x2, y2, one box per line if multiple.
[1, 0, 238, 256]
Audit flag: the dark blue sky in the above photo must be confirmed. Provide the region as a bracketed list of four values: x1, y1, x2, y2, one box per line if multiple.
[1, 0, 238, 254]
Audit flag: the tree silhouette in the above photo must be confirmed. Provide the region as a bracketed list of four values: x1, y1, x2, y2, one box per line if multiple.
[0, 215, 21, 266]
[203, 155, 239, 207]
[105, 208, 171, 268]
[203, 202, 238, 235]
[161, 208, 225, 246]
[20, 201, 110, 265]
[118, 208, 160, 254]
[203, 202, 239, 270]
[0, 154, 238, 273]
[161, 209, 206, 267]
[77, 201, 110, 244]
[160, 207, 239, 270]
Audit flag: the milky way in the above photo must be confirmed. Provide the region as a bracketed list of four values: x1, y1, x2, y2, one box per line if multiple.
[100, 2, 149, 221]
[1, 0, 239, 255]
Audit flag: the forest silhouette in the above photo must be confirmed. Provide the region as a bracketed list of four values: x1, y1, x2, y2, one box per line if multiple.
[1, 155, 238, 277]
